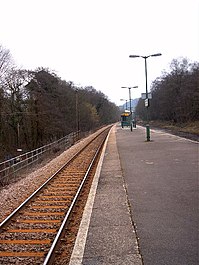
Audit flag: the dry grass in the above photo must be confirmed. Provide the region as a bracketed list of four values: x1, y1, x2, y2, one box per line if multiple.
[150, 120, 199, 134]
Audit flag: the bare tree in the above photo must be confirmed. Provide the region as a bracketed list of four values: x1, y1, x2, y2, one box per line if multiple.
[0, 59, 120, 160]
[136, 58, 199, 123]
[0, 45, 14, 82]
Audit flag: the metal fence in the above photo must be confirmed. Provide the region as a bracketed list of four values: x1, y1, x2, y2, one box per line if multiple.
[0, 131, 80, 183]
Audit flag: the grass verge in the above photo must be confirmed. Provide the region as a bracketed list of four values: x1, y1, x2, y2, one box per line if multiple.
[138, 120, 199, 141]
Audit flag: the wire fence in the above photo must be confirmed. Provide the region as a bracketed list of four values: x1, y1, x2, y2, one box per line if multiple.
[0, 131, 80, 183]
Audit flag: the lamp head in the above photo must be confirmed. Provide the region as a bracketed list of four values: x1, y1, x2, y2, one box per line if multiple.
[150, 53, 162, 57]
[129, 55, 140, 58]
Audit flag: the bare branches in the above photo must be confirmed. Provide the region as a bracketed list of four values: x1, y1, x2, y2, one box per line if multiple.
[136, 58, 199, 123]
[0, 45, 14, 80]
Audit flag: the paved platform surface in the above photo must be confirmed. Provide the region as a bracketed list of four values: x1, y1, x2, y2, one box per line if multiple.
[69, 124, 198, 265]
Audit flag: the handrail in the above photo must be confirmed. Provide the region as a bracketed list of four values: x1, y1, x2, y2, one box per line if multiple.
[0, 131, 80, 181]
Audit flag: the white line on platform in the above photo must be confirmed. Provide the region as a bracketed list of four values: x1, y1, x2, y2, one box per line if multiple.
[68, 127, 112, 265]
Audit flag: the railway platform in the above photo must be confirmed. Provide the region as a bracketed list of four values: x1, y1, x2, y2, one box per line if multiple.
[69, 124, 198, 265]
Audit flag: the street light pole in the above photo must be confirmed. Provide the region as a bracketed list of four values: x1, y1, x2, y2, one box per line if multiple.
[129, 53, 162, 141]
[121, 86, 138, 131]
[143, 56, 150, 141]
[129, 87, 132, 114]
[75, 88, 80, 139]
[144, 57, 148, 98]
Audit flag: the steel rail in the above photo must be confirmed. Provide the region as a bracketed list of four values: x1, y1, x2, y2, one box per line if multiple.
[0, 128, 109, 230]
[43, 132, 107, 265]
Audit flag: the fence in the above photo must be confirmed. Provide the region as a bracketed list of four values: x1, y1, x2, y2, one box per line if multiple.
[0, 131, 80, 183]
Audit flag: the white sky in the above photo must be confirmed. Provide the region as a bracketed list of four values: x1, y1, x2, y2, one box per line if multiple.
[1, 0, 198, 105]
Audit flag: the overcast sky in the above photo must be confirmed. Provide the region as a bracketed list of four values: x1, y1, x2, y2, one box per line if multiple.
[1, 0, 198, 105]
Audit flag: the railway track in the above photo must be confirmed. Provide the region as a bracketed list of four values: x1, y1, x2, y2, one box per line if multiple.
[0, 126, 111, 264]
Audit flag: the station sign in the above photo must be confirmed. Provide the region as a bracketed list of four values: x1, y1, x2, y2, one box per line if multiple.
[145, 98, 149, 107]
[141, 93, 152, 99]
[121, 112, 131, 116]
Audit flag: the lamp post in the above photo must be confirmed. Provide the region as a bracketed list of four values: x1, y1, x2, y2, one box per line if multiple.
[17, 122, 22, 152]
[121, 86, 138, 131]
[129, 53, 162, 141]
[75, 88, 80, 139]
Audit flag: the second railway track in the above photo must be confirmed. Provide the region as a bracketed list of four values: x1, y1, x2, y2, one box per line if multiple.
[0, 126, 111, 264]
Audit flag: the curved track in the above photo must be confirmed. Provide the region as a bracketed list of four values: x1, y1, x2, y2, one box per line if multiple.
[0, 127, 111, 264]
